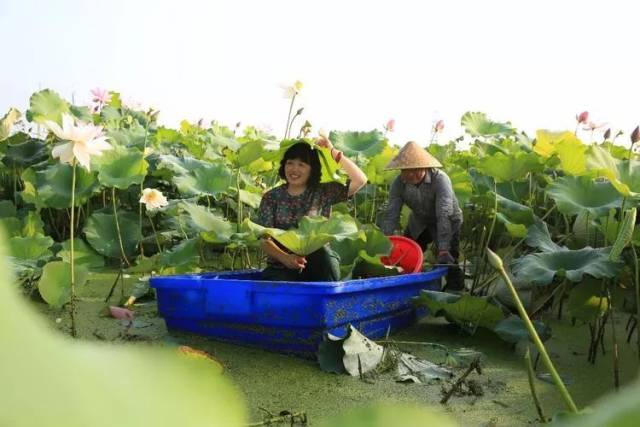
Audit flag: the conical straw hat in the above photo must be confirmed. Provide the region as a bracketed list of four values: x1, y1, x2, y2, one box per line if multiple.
[385, 141, 443, 170]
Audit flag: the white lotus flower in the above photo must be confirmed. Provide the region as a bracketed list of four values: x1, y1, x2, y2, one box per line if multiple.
[139, 188, 169, 210]
[45, 113, 112, 171]
[280, 80, 303, 99]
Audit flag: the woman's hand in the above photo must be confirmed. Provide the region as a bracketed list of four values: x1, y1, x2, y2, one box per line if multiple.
[315, 135, 333, 151]
[280, 253, 307, 270]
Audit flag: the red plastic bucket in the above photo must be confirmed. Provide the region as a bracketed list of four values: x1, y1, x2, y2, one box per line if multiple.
[380, 235, 424, 274]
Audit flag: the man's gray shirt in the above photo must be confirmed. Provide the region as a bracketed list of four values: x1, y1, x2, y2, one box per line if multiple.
[379, 169, 463, 250]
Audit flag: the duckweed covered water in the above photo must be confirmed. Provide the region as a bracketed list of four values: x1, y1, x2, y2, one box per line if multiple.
[36, 272, 640, 426]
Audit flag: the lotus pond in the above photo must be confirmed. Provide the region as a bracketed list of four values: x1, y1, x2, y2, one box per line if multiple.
[2, 89, 640, 426]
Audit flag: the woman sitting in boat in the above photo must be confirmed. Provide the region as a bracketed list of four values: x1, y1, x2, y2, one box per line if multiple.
[256, 137, 368, 281]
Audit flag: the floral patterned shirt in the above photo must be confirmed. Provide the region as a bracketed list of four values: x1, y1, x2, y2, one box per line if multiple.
[256, 181, 350, 231]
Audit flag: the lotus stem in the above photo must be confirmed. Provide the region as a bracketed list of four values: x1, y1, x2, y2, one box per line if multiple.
[284, 94, 296, 139]
[69, 162, 77, 338]
[486, 248, 578, 413]
[524, 348, 547, 423]
[111, 187, 131, 266]
[147, 212, 162, 253]
[236, 169, 243, 233]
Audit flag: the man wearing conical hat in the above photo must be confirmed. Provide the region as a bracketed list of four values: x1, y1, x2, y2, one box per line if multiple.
[379, 141, 463, 290]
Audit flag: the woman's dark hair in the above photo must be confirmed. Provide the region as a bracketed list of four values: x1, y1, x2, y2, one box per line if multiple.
[278, 142, 322, 187]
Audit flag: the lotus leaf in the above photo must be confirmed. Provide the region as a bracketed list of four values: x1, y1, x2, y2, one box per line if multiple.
[160, 238, 200, 267]
[493, 315, 551, 343]
[244, 212, 359, 256]
[512, 247, 622, 286]
[9, 235, 53, 260]
[22, 163, 100, 209]
[0, 232, 247, 427]
[58, 238, 105, 269]
[329, 130, 385, 158]
[37, 261, 88, 307]
[0, 108, 21, 140]
[414, 290, 505, 329]
[93, 145, 148, 189]
[546, 175, 622, 217]
[526, 218, 565, 252]
[2, 138, 49, 168]
[158, 155, 233, 196]
[181, 202, 234, 244]
[476, 151, 542, 183]
[25, 89, 70, 124]
[0, 200, 16, 217]
[461, 112, 514, 137]
[21, 211, 45, 237]
[84, 212, 139, 259]
[567, 278, 609, 323]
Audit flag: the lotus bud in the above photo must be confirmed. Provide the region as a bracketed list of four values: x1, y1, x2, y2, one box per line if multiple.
[576, 111, 589, 124]
[295, 107, 304, 116]
[385, 119, 395, 132]
[631, 126, 640, 144]
[603, 128, 611, 140]
[434, 120, 445, 133]
[293, 80, 303, 93]
[486, 248, 503, 270]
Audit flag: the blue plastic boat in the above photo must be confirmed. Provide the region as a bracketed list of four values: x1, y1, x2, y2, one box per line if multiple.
[150, 267, 447, 356]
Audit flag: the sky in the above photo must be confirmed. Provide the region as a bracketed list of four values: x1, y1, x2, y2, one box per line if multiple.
[1, 0, 639, 147]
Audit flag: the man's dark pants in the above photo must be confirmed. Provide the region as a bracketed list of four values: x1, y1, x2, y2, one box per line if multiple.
[406, 227, 464, 291]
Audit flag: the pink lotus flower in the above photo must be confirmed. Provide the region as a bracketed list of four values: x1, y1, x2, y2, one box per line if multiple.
[576, 111, 589, 124]
[109, 306, 135, 320]
[434, 120, 445, 133]
[582, 121, 606, 132]
[90, 88, 111, 105]
[385, 119, 395, 132]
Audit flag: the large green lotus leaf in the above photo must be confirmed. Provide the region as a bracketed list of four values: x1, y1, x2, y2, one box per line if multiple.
[93, 145, 148, 189]
[2, 138, 49, 168]
[493, 315, 551, 344]
[447, 164, 473, 205]
[476, 151, 542, 183]
[526, 218, 566, 252]
[415, 290, 505, 329]
[461, 111, 514, 137]
[58, 238, 105, 269]
[0, 200, 16, 217]
[331, 225, 392, 267]
[25, 89, 70, 124]
[546, 175, 622, 217]
[84, 212, 139, 259]
[567, 278, 609, 323]
[26, 163, 100, 209]
[470, 170, 530, 202]
[512, 247, 622, 286]
[107, 127, 149, 149]
[317, 403, 457, 427]
[350, 251, 401, 279]
[244, 212, 360, 256]
[534, 130, 587, 175]
[236, 140, 264, 167]
[0, 233, 247, 427]
[181, 202, 234, 244]
[243, 157, 273, 174]
[158, 155, 233, 196]
[209, 133, 241, 152]
[330, 130, 385, 157]
[364, 144, 398, 185]
[160, 238, 200, 267]
[37, 261, 88, 307]
[0, 108, 21, 140]
[495, 194, 535, 238]
[9, 235, 53, 260]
